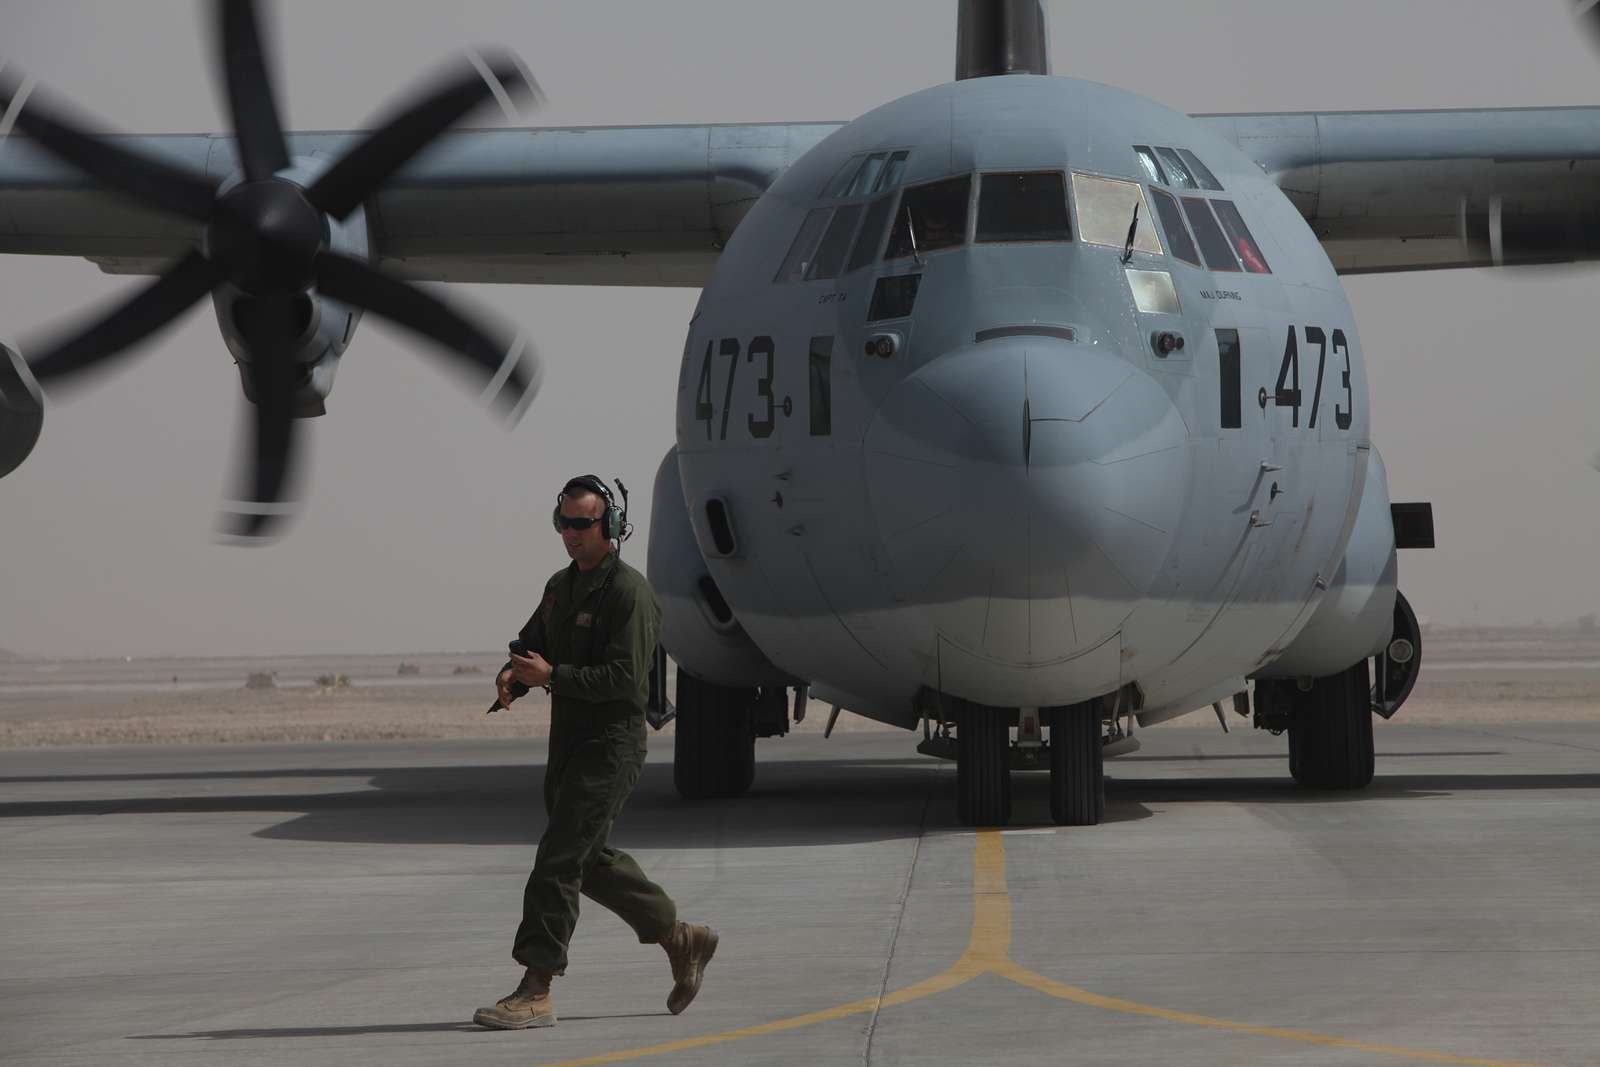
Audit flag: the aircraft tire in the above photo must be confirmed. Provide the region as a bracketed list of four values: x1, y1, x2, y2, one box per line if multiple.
[1288, 659, 1375, 789]
[1047, 701, 1104, 826]
[673, 671, 756, 799]
[956, 703, 1011, 826]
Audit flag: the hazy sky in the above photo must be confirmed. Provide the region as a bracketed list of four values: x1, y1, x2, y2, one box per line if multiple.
[2, 0, 1598, 658]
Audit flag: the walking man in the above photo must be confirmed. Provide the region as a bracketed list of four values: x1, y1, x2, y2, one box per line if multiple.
[474, 475, 717, 1030]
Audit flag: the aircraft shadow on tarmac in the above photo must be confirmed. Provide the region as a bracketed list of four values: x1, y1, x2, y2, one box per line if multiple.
[2, 750, 1591, 847]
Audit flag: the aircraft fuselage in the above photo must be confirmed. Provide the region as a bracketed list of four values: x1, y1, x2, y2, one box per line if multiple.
[671, 75, 1377, 725]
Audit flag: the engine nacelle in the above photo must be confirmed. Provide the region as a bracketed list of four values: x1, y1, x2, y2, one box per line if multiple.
[1260, 449, 1398, 679]
[647, 446, 793, 687]
[212, 286, 363, 416]
[210, 160, 369, 417]
[0, 343, 43, 480]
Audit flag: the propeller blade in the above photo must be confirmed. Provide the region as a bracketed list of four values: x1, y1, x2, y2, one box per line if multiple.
[216, 0, 292, 181]
[304, 52, 541, 220]
[1578, 0, 1600, 41]
[220, 323, 303, 541]
[26, 251, 222, 386]
[220, 366, 300, 541]
[312, 252, 539, 415]
[0, 75, 217, 222]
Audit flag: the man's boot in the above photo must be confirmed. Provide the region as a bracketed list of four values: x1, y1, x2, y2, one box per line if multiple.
[473, 968, 556, 1029]
[661, 920, 718, 1015]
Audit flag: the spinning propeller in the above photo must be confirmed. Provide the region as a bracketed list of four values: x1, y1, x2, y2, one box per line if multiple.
[1578, 0, 1600, 47]
[0, 0, 543, 540]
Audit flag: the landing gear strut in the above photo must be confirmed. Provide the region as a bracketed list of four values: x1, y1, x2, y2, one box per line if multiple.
[673, 671, 756, 799]
[1047, 701, 1104, 825]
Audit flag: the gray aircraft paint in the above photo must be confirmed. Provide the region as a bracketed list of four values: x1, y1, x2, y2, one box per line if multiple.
[666, 75, 1379, 724]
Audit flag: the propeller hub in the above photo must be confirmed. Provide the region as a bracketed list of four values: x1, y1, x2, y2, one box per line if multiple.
[207, 179, 327, 296]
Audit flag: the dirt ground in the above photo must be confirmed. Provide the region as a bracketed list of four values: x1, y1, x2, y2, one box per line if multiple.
[1, 628, 1596, 747]
[0, 679, 906, 747]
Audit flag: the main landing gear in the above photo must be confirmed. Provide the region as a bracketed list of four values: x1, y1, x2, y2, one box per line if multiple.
[950, 699, 1106, 827]
[672, 672, 793, 800]
[1258, 660, 1375, 790]
[673, 672, 756, 799]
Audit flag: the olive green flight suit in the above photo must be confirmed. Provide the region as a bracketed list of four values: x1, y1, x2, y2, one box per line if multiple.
[511, 551, 677, 975]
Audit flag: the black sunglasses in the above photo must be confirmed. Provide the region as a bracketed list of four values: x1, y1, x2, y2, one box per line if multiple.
[556, 515, 602, 531]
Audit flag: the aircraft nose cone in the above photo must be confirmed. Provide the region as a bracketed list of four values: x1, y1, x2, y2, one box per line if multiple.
[863, 337, 1187, 666]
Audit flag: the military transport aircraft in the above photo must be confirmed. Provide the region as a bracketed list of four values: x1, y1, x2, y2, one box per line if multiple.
[1, 0, 1594, 825]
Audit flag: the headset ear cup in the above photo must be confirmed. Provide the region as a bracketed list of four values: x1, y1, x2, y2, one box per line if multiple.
[552, 505, 563, 532]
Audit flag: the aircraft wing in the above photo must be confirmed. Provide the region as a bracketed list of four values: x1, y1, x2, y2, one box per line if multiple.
[7, 108, 1600, 284]
[1197, 107, 1600, 274]
[0, 122, 841, 287]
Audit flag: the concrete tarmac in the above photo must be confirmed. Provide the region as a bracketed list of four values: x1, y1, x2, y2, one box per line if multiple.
[3, 721, 1599, 1066]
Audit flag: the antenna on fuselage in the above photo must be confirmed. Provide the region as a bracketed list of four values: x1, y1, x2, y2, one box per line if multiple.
[955, 0, 1050, 81]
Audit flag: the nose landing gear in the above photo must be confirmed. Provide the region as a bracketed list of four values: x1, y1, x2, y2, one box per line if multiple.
[945, 697, 1108, 827]
[955, 700, 1011, 826]
[1046, 702, 1105, 826]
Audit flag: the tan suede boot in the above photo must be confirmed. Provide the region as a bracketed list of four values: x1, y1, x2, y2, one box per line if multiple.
[473, 968, 556, 1029]
[661, 921, 718, 1015]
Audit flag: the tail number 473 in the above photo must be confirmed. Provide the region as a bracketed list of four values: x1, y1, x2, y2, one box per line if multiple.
[694, 335, 783, 441]
[1261, 325, 1354, 430]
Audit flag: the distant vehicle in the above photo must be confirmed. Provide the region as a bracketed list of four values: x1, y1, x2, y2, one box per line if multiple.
[23, 0, 1600, 825]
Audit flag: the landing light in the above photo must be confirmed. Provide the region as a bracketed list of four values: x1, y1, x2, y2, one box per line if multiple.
[866, 332, 901, 358]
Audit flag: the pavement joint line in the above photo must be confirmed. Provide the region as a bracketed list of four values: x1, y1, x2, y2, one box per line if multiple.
[535, 831, 1554, 1067]
[861, 788, 932, 1062]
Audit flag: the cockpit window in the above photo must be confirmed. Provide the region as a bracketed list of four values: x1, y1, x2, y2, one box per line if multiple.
[1155, 147, 1197, 190]
[822, 150, 912, 201]
[848, 153, 888, 198]
[847, 193, 895, 272]
[884, 176, 971, 260]
[876, 150, 910, 192]
[976, 171, 1071, 243]
[1177, 149, 1223, 191]
[1134, 146, 1166, 186]
[1072, 173, 1162, 255]
[1126, 268, 1182, 315]
[1180, 197, 1241, 271]
[774, 207, 833, 283]
[807, 203, 864, 280]
[868, 273, 922, 321]
[823, 157, 864, 199]
[1211, 200, 1271, 273]
[1148, 188, 1200, 266]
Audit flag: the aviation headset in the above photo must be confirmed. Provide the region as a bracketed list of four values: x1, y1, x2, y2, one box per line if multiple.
[552, 474, 631, 543]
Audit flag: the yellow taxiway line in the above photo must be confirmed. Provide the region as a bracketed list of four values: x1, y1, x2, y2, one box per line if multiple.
[540, 831, 1548, 1067]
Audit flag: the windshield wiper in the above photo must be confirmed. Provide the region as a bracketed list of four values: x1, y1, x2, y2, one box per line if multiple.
[1120, 202, 1140, 264]
[904, 205, 925, 266]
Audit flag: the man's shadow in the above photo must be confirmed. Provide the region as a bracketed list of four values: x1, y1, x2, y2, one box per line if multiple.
[129, 1012, 671, 1042]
